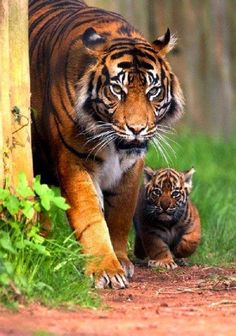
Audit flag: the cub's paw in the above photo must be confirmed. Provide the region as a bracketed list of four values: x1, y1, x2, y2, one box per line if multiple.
[148, 258, 178, 270]
[118, 257, 135, 279]
[94, 271, 128, 289]
[175, 258, 189, 267]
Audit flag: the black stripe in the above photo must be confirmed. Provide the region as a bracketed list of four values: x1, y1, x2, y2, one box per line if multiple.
[54, 117, 103, 164]
[30, 8, 63, 36]
[30, 11, 70, 56]
[57, 87, 77, 125]
[117, 61, 132, 69]
[140, 62, 154, 70]
[101, 65, 110, 85]
[107, 42, 155, 54]
[30, 0, 85, 16]
[111, 49, 157, 64]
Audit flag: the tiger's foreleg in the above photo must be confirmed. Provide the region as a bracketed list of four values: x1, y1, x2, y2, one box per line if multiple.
[58, 152, 128, 289]
[104, 159, 144, 278]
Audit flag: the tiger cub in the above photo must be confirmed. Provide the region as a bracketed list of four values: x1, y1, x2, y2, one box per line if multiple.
[134, 167, 201, 269]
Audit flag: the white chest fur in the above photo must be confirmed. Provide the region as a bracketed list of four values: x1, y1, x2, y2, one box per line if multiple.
[99, 145, 137, 191]
[92, 145, 138, 209]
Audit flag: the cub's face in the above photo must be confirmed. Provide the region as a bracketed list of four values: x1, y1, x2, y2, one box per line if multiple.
[77, 27, 184, 156]
[144, 167, 195, 223]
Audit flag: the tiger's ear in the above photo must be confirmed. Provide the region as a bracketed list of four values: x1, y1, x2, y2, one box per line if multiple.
[183, 167, 195, 193]
[152, 28, 176, 57]
[144, 166, 155, 184]
[82, 27, 108, 52]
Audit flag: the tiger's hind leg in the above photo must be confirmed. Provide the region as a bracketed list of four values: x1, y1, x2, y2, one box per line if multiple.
[174, 236, 200, 259]
[105, 159, 144, 279]
[174, 209, 201, 259]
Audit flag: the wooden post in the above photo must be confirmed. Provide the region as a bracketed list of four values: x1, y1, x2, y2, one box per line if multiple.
[0, 0, 11, 188]
[0, 0, 33, 188]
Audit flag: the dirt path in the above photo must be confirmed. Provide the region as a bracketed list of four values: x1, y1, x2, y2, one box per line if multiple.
[0, 266, 236, 336]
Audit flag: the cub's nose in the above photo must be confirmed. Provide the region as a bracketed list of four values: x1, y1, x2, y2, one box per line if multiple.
[160, 197, 171, 211]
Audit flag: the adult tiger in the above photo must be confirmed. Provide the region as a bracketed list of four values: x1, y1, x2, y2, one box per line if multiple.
[29, 0, 184, 289]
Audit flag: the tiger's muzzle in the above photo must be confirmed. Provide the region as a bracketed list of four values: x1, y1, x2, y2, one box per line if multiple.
[112, 122, 156, 155]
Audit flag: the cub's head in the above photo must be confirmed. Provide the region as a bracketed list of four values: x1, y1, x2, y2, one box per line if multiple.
[144, 167, 195, 223]
[74, 25, 184, 156]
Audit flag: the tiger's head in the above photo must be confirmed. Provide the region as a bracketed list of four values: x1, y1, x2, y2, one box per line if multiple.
[73, 25, 184, 156]
[144, 167, 195, 224]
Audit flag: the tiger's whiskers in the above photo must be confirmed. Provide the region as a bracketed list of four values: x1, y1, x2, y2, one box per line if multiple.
[86, 129, 117, 159]
[151, 126, 177, 166]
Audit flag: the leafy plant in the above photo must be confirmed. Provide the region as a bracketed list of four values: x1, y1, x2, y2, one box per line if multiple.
[0, 174, 99, 308]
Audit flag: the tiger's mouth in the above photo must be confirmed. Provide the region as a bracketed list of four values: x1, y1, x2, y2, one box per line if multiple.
[114, 138, 148, 155]
[158, 212, 174, 222]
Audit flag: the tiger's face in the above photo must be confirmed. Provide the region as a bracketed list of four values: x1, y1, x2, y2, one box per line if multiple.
[75, 27, 184, 156]
[144, 167, 195, 223]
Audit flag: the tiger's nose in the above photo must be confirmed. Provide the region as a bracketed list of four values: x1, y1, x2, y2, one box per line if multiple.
[127, 124, 147, 135]
[160, 198, 171, 211]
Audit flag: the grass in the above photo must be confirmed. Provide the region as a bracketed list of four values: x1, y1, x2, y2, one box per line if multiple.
[0, 179, 100, 309]
[145, 128, 236, 266]
[2, 212, 100, 309]
[25, 210, 100, 308]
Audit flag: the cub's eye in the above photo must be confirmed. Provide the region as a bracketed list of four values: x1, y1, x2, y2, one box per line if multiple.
[148, 86, 161, 98]
[110, 84, 123, 95]
[151, 188, 162, 198]
[172, 190, 181, 198]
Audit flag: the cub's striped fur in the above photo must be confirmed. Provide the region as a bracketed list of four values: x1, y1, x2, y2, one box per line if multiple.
[134, 167, 201, 269]
[29, 0, 184, 288]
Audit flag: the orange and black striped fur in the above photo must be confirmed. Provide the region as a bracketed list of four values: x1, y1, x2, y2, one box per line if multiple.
[134, 167, 201, 269]
[29, 0, 184, 288]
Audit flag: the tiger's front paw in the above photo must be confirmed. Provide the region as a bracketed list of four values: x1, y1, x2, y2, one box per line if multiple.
[148, 258, 178, 270]
[95, 271, 128, 289]
[87, 254, 129, 289]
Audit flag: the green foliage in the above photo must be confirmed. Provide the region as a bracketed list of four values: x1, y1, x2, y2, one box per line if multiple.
[145, 129, 236, 266]
[0, 174, 99, 308]
[32, 332, 57, 336]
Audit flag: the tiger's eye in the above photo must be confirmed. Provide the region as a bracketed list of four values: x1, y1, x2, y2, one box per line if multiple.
[151, 188, 162, 198]
[111, 84, 122, 95]
[148, 86, 161, 97]
[172, 190, 181, 198]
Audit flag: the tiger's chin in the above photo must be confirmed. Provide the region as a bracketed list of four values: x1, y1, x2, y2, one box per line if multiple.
[115, 138, 148, 156]
[157, 213, 174, 222]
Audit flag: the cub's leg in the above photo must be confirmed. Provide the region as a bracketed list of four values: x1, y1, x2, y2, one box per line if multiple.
[58, 151, 127, 289]
[174, 209, 201, 259]
[142, 233, 177, 269]
[104, 159, 143, 278]
[134, 233, 147, 260]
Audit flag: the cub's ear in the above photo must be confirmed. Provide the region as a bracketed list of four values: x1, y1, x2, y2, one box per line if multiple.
[82, 27, 108, 52]
[152, 28, 177, 57]
[144, 166, 155, 184]
[183, 167, 195, 193]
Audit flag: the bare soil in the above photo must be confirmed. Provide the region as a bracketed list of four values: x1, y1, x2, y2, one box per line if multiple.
[0, 265, 236, 336]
